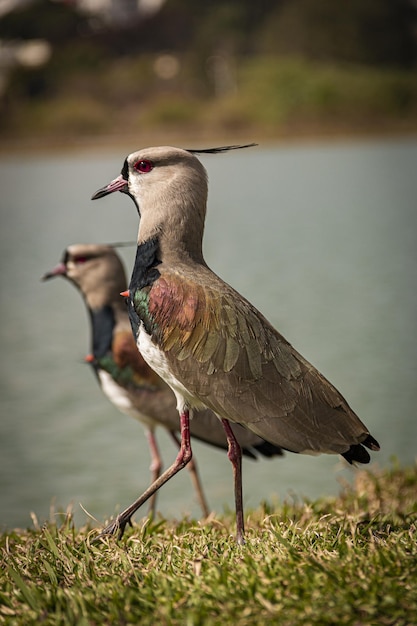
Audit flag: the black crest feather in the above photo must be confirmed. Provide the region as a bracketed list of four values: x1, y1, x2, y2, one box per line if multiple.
[186, 143, 257, 155]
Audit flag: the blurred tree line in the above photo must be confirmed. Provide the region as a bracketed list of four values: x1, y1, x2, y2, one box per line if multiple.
[2, 0, 415, 64]
[1, 0, 416, 139]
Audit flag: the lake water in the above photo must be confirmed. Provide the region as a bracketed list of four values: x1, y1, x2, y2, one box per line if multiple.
[1, 137, 416, 531]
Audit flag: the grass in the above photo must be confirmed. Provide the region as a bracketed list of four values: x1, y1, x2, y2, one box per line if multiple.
[1, 462, 416, 625]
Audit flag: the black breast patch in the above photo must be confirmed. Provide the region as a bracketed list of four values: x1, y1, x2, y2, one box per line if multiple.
[129, 238, 161, 292]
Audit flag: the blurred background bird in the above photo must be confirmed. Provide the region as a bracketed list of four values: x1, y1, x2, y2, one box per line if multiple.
[42, 243, 283, 521]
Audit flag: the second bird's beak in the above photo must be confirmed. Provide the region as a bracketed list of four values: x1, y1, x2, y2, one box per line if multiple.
[91, 174, 128, 200]
[41, 262, 67, 281]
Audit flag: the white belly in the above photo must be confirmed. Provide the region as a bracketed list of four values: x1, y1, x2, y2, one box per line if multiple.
[98, 370, 155, 427]
[137, 325, 205, 414]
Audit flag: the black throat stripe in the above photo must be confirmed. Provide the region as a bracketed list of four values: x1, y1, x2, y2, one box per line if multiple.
[129, 238, 161, 293]
[90, 306, 115, 359]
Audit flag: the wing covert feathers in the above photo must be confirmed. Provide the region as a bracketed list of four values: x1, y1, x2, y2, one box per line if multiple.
[136, 268, 379, 460]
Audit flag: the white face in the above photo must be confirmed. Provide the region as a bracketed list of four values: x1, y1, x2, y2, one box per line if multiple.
[124, 146, 208, 212]
[62, 245, 126, 309]
[64, 245, 108, 284]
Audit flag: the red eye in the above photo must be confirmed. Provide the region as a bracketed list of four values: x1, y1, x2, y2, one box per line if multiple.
[75, 256, 88, 264]
[134, 160, 153, 173]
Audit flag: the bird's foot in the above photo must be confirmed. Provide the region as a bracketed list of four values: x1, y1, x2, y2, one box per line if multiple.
[97, 514, 133, 540]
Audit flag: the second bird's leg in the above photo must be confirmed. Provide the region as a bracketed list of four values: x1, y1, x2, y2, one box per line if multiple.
[221, 418, 245, 545]
[146, 429, 163, 517]
[99, 410, 192, 539]
[170, 431, 210, 518]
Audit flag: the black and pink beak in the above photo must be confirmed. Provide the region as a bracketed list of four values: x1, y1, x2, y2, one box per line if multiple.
[41, 261, 67, 281]
[91, 174, 128, 200]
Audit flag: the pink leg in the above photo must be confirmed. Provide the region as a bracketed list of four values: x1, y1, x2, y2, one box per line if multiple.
[221, 418, 245, 545]
[146, 429, 163, 517]
[170, 431, 210, 518]
[100, 410, 192, 539]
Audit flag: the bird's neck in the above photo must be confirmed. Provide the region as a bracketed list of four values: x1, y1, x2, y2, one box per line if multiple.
[89, 306, 114, 359]
[137, 192, 206, 266]
[87, 300, 130, 359]
[159, 226, 205, 266]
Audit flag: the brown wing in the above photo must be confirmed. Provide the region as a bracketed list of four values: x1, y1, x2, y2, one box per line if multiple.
[147, 266, 374, 456]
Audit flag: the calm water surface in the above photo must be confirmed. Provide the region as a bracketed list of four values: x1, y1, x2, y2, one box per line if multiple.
[1, 137, 416, 530]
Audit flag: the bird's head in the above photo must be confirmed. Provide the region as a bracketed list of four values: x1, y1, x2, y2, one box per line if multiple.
[42, 243, 128, 310]
[91, 144, 256, 260]
[91, 146, 211, 203]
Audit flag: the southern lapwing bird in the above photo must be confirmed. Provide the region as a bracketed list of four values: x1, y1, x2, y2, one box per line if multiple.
[42, 242, 283, 523]
[92, 144, 380, 543]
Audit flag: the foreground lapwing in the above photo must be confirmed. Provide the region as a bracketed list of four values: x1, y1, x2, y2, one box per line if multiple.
[42, 242, 283, 522]
[92, 144, 380, 543]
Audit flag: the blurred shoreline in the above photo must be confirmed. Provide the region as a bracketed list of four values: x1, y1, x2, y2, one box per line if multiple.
[1, 118, 417, 156]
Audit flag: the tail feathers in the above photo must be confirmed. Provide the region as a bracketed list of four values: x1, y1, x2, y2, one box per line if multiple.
[342, 434, 380, 465]
[363, 434, 381, 451]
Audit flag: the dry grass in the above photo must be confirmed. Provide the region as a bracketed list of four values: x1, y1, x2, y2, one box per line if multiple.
[1, 462, 416, 625]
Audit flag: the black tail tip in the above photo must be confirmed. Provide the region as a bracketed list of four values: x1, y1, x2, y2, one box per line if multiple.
[342, 434, 380, 465]
[363, 434, 380, 452]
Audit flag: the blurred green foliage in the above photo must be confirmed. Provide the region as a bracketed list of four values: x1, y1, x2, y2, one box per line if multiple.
[0, 0, 416, 140]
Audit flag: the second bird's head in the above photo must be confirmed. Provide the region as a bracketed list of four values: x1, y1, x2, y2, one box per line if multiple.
[42, 243, 127, 309]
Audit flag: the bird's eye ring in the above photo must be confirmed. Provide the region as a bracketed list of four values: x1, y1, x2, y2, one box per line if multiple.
[134, 160, 154, 173]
